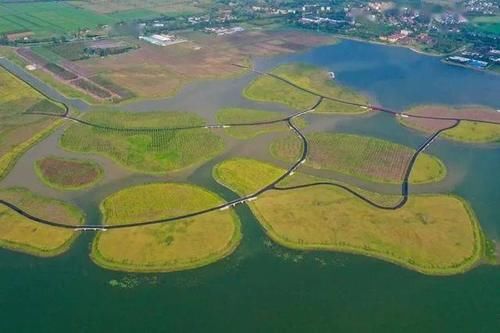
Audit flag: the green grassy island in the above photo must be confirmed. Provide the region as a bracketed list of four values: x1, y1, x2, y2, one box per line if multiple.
[35, 157, 103, 190]
[213, 158, 484, 275]
[0, 188, 83, 256]
[243, 63, 370, 114]
[60, 110, 225, 173]
[91, 183, 241, 272]
[270, 132, 446, 184]
[444, 122, 500, 143]
[400, 105, 500, 143]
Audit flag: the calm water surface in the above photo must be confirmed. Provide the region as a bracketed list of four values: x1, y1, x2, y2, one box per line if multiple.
[1, 40, 500, 332]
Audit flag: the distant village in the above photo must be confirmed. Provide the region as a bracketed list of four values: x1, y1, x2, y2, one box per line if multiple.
[2, 0, 498, 72]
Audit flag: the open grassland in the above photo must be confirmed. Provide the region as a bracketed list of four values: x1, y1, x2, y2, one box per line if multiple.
[35, 157, 103, 190]
[92, 183, 241, 272]
[0, 2, 116, 37]
[60, 110, 224, 173]
[213, 158, 483, 275]
[0, 188, 83, 257]
[244, 63, 369, 113]
[401, 105, 500, 143]
[252, 188, 483, 275]
[214, 158, 284, 195]
[0, 68, 64, 180]
[270, 132, 446, 184]
[216, 108, 290, 139]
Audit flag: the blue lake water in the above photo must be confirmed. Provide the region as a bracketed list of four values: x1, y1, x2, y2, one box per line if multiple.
[256, 39, 500, 110]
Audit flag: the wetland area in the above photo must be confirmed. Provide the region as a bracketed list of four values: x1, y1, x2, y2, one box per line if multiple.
[1, 39, 500, 332]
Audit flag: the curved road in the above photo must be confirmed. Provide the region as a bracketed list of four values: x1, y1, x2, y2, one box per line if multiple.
[0, 60, 491, 231]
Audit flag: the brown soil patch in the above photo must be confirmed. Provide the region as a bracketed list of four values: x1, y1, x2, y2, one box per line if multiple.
[37, 157, 101, 188]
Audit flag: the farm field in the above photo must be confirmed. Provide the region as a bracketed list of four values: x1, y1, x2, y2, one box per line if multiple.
[270, 132, 446, 184]
[216, 108, 290, 139]
[0, 2, 116, 37]
[75, 30, 336, 100]
[243, 63, 370, 113]
[0, 68, 64, 181]
[70, 0, 209, 16]
[92, 183, 241, 272]
[0, 188, 83, 257]
[213, 158, 484, 275]
[401, 105, 500, 143]
[35, 157, 103, 190]
[60, 110, 224, 173]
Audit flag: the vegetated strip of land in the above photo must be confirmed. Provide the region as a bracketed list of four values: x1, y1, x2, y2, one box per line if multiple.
[0, 188, 83, 257]
[0, 61, 494, 231]
[0, 65, 67, 182]
[216, 107, 307, 139]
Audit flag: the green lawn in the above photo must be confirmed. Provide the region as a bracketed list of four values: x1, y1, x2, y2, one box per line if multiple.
[91, 183, 241, 272]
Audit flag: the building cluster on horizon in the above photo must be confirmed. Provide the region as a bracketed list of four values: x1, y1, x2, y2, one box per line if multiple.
[138, 33, 186, 46]
[204, 26, 244, 36]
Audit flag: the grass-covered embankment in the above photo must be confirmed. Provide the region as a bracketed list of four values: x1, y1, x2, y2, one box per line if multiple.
[243, 63, 369, 113]
[270, 132, 446, 184]
[0, 188, 83, 256]
[216, 107, 306, 139]
[213, 158, 484, 275]
[60, 110, 225, 173]
[35, 156, 103, 190]
[216, 108, 288, 139]
[91, 183, 241, 273]
[400, 105, 500, 143]
[0, 68, 66, 181]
